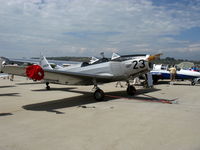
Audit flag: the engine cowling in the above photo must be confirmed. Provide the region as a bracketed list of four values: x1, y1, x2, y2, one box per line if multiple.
[26, 65, 44, 81]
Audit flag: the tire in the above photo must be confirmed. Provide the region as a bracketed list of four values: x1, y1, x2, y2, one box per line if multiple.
[191, 81, 195, 86]
[46, 85, 51, 90]
[94, 89, 105, 101]
[198, 79, 200, 84]
[127, 85, 136, 96]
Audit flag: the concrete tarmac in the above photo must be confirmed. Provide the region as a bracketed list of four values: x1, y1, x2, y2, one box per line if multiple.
[0, 76, 200, 150]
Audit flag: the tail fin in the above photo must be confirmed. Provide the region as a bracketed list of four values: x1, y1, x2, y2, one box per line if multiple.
[39, 56, 53, 70]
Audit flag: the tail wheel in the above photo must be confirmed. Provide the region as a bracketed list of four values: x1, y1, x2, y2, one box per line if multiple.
[94, 89, 104, 101]
[127, 85, 136, 96]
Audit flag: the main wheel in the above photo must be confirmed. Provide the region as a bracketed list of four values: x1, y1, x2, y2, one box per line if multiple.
[94, 89, 105, 101]
[127, 85, 136, 96]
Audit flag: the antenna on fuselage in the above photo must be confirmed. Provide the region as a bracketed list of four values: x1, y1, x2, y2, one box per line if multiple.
[100, 52, 105, 58]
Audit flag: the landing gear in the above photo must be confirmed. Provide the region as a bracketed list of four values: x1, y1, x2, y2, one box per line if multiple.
[191, 78, 200, 86]
[94, 88, 105, 101]
[126, 82, 136, 96]
[191, 80, 195, 86]
[46, 82, 50, 90]
[92, 79, 104, 101]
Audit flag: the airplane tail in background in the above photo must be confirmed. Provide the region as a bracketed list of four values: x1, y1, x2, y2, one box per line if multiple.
[39, 56, 53, 70]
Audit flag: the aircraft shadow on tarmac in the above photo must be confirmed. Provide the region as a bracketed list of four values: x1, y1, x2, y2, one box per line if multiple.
[0, 113, 13, 117]
[23, 87, 161, 114]
[16, 82, 44, 85]
[0, 93, 20, 97]
[31, 87, 77, 92]
[0, 85, 16, 88]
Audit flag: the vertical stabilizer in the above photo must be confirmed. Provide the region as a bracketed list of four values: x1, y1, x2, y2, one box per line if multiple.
[39, 56, 53, 70]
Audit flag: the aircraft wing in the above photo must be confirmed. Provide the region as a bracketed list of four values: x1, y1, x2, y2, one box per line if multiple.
[2, 65, 26, 77]
[2, 65, 114, 85]
[44, 69, 114, 85]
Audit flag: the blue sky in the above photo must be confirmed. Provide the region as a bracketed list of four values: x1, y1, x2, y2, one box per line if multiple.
[171, 27, 200, 42]
[0, 0, 200, 60]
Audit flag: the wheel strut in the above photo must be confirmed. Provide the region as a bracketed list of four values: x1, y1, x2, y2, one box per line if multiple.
[46, 82, 50, 90]
[92, 79, 104, 101]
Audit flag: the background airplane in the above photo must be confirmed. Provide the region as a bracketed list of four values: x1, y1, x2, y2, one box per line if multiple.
[151, 64, 200, 85]
[1, 53, 160, 101]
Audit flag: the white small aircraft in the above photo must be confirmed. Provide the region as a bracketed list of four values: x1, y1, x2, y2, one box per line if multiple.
[1, 53, 160, 101]
[151, 64, 200, 85]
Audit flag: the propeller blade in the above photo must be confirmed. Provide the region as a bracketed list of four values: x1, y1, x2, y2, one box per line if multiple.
[147, 53, 162, 61]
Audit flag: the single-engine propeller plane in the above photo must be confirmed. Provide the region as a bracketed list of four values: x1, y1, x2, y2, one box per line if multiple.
[1, 53, 161, 101]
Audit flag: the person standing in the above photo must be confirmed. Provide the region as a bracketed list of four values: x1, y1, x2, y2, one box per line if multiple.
[169, 65, 177, 83]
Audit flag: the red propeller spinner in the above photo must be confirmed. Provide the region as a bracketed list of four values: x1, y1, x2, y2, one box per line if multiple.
[26, 65, 44, 81]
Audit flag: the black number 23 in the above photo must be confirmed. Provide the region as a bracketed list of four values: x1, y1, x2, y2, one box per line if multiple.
[132, 60, 145, 69]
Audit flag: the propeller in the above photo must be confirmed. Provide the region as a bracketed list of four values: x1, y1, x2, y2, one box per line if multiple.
[147, 53, 163, 61]
[26, 65, 44, 81]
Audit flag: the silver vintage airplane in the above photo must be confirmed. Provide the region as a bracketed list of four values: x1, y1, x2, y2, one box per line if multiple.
[1, 53, 160, 101]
